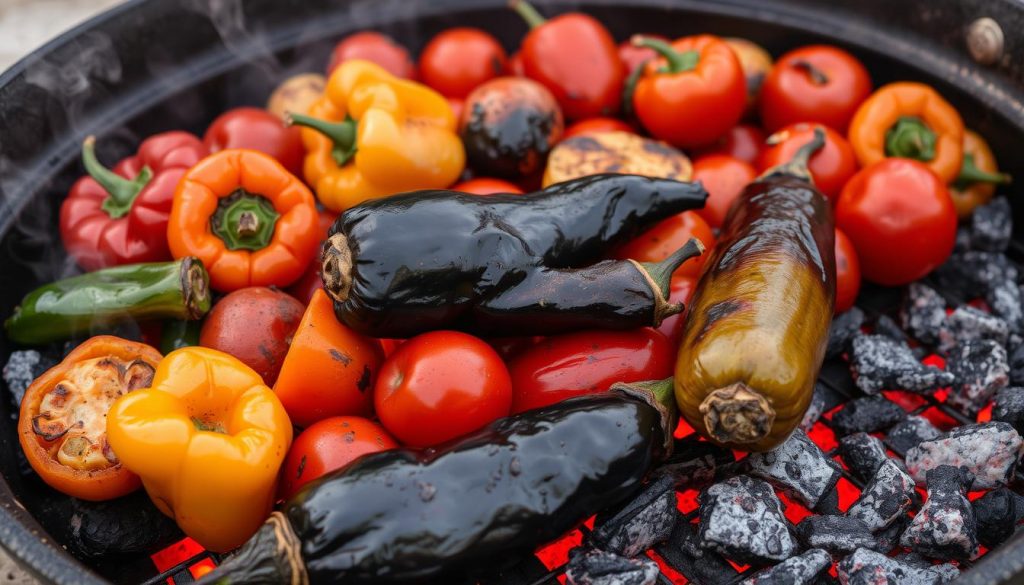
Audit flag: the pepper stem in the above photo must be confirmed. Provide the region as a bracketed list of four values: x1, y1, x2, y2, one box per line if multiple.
[792, 60, 829, 85]
[82, 136, 154, 220]
[509, 0, 547, 29]
[640, 238, 705, 300]
[621, 57, 650, 119]
[699, 382, 776, 445]
[885, 116, 937, 161]
[611, 378, 677, 458]
[956, 153, 1011, 186]
[210, 190, 280, 252]
[286, 112, 358, 166]
[761, 126, 826, 183]
[631, 36, 700, 73]
[199, 512, 306, 585]
[178, 257, 212, 320]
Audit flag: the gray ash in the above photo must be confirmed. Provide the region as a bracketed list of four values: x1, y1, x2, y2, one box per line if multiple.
[849, 334, 954, 395]
[933, 251, 1018, 306]
[847, 459, 919, 533]
[3, 349, 58, 405]
[954, 226, 973, 253]
[905, 422, 1023, 488]
[739, 548, 831, 585]
[885, 415, 943, 457]
[968, 198, 1012, 253]
[799, 384, 828, 431]
[992, 386, 1024, 435]
[900, 465, 978, 560]
[830, 395, 906, 436]
[796, 515, 878, 555]
[745, 430, 841, 510]
[875, 516, 908, 553]
[655, 516, 737, 584]
[972, 487, 1024, 548]
[591, 475, 676, 557]
[988, 279, 1024, 334]
[945, 339, 1009, 416]
[839, 432, 894, 483]
[937, 306, 1009, 354]
[564, 548, 659, 585]
[655, 437, 735, 489]
[900, 283, 947, 346]
[837, 548, 959, 585]
[827, 306, 865, 359]
[698, 475, 797, 564]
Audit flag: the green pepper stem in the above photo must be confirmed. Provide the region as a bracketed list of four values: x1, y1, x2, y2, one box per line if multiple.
[761, 126, 826, 183]
[286, 112, 358, 166]
[509, 0, 547, 29]
[611, 378, 678, 457]
[885, 116, 937, 161]
[640, 238, 705, 300]
[210, 190, 280, 252]
[621, 58, 650, 119]
[792, 60, 829, 85]
[631, 36, 700, 73]
[82, 136, 153, 220]
[957, 152, 1011, 185]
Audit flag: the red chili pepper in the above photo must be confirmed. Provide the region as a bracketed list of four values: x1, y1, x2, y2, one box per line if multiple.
[203, 107, 304, 177]
[60, 133, 207, 271]
[510, 0, 624, 120]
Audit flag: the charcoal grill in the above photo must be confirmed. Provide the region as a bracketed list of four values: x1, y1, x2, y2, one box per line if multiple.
[3, 0, 1024, 583]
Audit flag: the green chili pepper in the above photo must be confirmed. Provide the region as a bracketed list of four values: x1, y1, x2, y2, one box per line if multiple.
[5, 257, 211, 345]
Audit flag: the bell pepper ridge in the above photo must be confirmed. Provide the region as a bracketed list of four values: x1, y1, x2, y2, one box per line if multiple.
[81, 136, 154, 220]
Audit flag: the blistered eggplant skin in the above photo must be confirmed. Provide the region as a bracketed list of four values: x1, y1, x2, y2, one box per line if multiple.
[675, 173, 836, 452]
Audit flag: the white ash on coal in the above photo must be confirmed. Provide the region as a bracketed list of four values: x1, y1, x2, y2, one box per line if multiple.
[900, 283, 947, 346]
[698, 475, 797, 564]
[849, 334, 954, 395]
[938, 306, 1010, 354]
[946, 339, 1010, 416]
[1009, 344, 1024, 386]
[799, 383, 828, 431]
[987, 278, 1024, 334]
[591, 475, 676, 558]
[900, 465, 979, 560]
[796, 515, 879, 555]
[745, 429, 841, 510]
[972, 487, 1024, 548]
[839, 432, 898, 483]
[837, 548, 959, 585]
[739, 548, 831, 585]
[830, 395, 907, 436]
[992, 386, 1024, 435]
[847, 459, 919, 533]
[564, 548, 659, 585]
[967, 198, 1012, 253]
[884, 415, 942, 457]
[655, 516, 737, 584]
[654, 437, 735, 489]
[827, 307, 865, 360]
[905, 422, 1023, 488]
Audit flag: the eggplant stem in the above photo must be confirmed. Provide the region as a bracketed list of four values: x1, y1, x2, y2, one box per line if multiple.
[199, 512, 307, 585]
[611, 378, 677, 457]
[640, 237, 705, 300]
[760, 126, 826, 183]
[699, 383, 776, 445]
[321, 233, 354, 304]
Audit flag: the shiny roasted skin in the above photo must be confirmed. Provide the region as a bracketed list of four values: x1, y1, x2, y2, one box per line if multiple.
[675, 155, 835, 451]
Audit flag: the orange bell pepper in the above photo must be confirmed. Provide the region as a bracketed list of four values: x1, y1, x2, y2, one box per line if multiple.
[18, 336, 161, 501]
[167, 149, 319, 292]
[106, 346, 292, 552]
[848, 81, 964, 182]
[949, 129, 1011, 218]
[289, 59, 465, 212]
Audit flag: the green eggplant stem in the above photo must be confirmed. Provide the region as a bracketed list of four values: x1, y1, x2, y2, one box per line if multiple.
[792, 60, 829, 85]
[611, 377, 678, 456]
[885, 116, 937, 161]
[509, 0, 546, 29]
[286, 112, 358, 166]
[82, 136, 154, 220]
[210, 190, 280, 252]
[631, 36, 699, 73]
[762, 126, 827, 183]
[957, 153, 1011, 186]
[640, 237, 705, 301]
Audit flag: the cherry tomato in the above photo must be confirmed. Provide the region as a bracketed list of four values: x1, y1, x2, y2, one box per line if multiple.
[691, 154, 758, 228]
[759, 123, 858, 200]
[836, 158, 957, 286]
[561, 117, 634, 141]
[510, 328, 674, 414]
[203, 107, 304, 176]
[656, 276, 698, 348]
[375, 331, 512, 446]
[617, 34, 667, 75]
[278, 416, 398, 500]
[199, 287, 305, 385]
[327, 31, 414, 78]
[286, 209, 338, 304]
[834, 227, 861, 314]
[452, 177, 525, 195]
[694, 124, 766, 166]
[759, 45, 872, 133]
[612, 211, 715, 279]
[418, 28, 507, 99]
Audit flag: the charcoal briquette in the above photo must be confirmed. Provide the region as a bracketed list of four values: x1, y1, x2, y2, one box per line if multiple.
[800, 384, 828, 431]
[873, 314, 911, 344]
[987, 277, 1024, 333]
[827, 306, 865, 359]
[892, 553, 960, 583]
[740, 548, 831, 585]
[796, 515, 878, 555]
[972, 487, 1024, 548]
[905, 421, 1023, 488]
[837, 548, 959, 585]
[849, 334, 954, 395]
[655, 515, 737, 585]
[899, 465, 979, 560]
[946, 339, 1010, 416]
[1010, 343, 1024, 386]
[2, 350, 57, 405]
[839, 432, 892, 483]
[933, 251, 1019, 306]
[655, 436, 736, 489]
[875, 516, 908, 554]
[884, 415, 942, 457]
[746, 430, 841, 510]
[992, 386, 1024, 435]
[565, 548, 659, 585]
[698, 475, 797, 564]
[830, 395, 906, 436]
[969, 197, 1012, 253]
[591, 475, 676, 557]
[954, 225, 973, 253]
[847, 459, 919, 533]
[900, 283, 947, 346]
[938, 305, 1010, 354]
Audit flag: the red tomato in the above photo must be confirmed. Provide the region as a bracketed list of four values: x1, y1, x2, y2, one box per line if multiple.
[452, 178, 525, 195]
[418, 28, 507, 98]
[327, 31, 414, 78]
[509, 51, 526, 77]
[509, 328, 674, 413]
[278, 416, 398, 500]
[203, 107, 304, 176]
[199, 287, 305, 386]
[691, 154, 758, 228]
[759, 45, 872, 133]
[561, 117, 634, 141]
[758, 123, 858, 200]
[836, 159, 956, 286]
[378, 339, 404, 357]
[834, 228, 861, 314]
[286, 208, 338, 304]
[694, 124, 766, 165]
[612, 211, 715, 279]
[656, 276, 698, 348]
[617, 34, 668, 75]
[375, 331, 512, 446]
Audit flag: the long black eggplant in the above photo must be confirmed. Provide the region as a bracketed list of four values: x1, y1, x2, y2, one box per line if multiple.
[320, 173, 707, 338]
[202, 379, 676, 585]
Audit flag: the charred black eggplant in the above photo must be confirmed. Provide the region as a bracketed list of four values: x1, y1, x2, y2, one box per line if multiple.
[203, 379, 676, 585]
[320, 173, 708, 338]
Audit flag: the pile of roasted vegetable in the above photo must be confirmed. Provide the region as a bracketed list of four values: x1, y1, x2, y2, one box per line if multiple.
[1, 2, 1012, 582]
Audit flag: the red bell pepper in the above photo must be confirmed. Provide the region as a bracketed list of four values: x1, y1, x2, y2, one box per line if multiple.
[60, 133, 207, 271]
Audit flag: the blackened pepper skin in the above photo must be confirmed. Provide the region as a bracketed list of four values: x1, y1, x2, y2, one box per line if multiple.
[321, 173, 708, 338]
[202, 380, 676, 585]
[675, 129, 836, 452]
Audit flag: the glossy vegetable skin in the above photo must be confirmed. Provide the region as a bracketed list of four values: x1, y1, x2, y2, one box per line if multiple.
[201, 379, 676, 585]
[418, 27, 507, 98]
[203, 107, 304, 176]
[759, 123, 858, 200]
[675, 130, 836, 451]
[691, 154, 758, 228]
[320, 174, 708, 338]
[326, 31, 414, 78]
[612, 210, 714, 279]
[834, 228, 861, 314]
[5, 258, 210, 345]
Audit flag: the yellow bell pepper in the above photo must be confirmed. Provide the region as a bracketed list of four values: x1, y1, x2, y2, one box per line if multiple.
[106, 346, 292, 553]
[289, 59, 466, 212]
